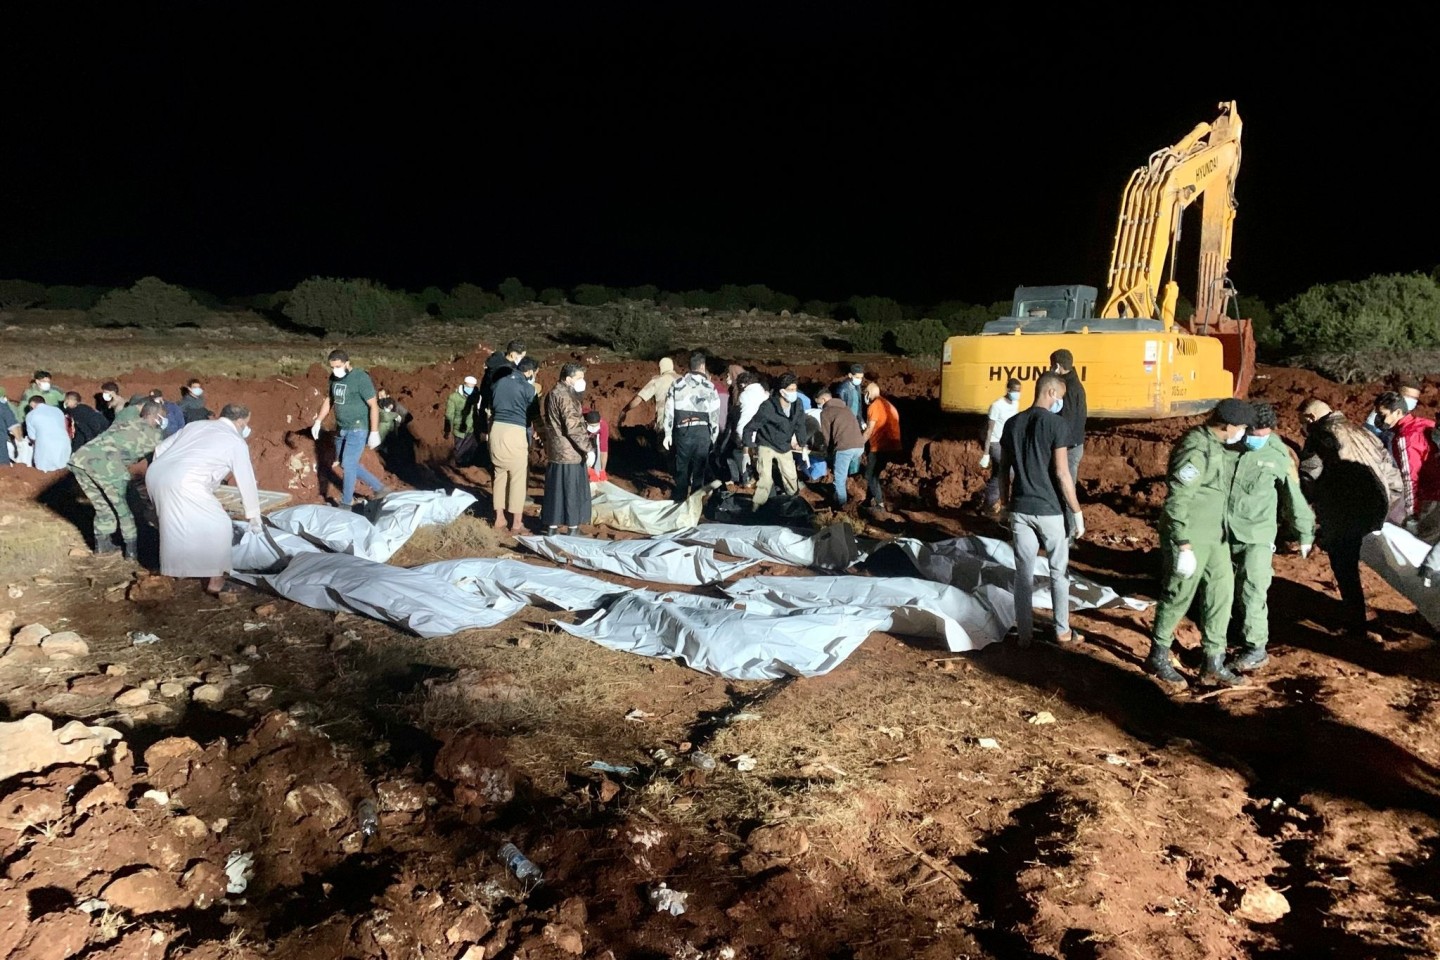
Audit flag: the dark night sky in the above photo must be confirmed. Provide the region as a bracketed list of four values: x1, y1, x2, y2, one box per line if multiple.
[2, 6, 1438, 307]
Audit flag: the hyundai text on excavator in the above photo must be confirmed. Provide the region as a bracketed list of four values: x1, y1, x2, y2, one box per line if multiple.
[940, 101, 1255, 418]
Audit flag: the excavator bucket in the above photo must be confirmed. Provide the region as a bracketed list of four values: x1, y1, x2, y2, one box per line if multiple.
[1210, 317, 1256, 399]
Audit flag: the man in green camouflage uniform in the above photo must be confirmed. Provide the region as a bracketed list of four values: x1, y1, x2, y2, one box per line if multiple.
[1149, 398, 1254, 690]
[1225, 402, 1316, 674]
[69, 401, 166, 558]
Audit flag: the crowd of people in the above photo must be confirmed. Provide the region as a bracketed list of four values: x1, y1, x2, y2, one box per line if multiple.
[7, 343, 1435, 692]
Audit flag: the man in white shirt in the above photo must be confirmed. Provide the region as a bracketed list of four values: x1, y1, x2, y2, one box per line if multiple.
[981, 377, 1022, 511]
[24, 396, 70, 472]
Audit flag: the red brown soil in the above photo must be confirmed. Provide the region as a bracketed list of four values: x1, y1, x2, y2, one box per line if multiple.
[2, 354, 1439, 959]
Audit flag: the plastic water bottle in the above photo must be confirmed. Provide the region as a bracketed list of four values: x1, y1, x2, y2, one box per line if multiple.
[690, 750, 717, 772]
[357, 799, 379, 838]
[499, 841, 544, 884]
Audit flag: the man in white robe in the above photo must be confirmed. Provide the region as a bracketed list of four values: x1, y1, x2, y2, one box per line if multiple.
[24, 397, 70, 472]
[147, 403, 261, 595]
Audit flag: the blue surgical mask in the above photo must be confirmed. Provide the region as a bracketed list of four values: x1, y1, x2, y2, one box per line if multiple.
[1048, 398, 1064, 414]
[462, 386, 474, 396]
[1243, 433, 1268, 451]
[1405, 396, 1419, 411]
[1007, 391, 1020, 402]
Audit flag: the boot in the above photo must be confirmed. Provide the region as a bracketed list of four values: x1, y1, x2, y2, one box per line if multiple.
[1199, 651, 1247, 688]
[1145, 642, 1188, 689]
[121, 539, 140, 561]
[93, 535, 118, 556]
[1231, 647, 1270, 673]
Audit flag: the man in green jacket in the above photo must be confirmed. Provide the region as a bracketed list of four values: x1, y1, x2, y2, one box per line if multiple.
[1226, 402, 1316, 674]
[445, 375, 481, 466]
[21, 370, 63, 407]
[1149, 398, 1254, 690]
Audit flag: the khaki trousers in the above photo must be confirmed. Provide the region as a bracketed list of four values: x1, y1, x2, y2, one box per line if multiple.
[489, 423, 529, 516]
[753, 446, 798, 507]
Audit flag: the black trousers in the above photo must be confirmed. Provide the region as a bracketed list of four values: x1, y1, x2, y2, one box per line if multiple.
[866, 451, 896, 506]
[672, 427, 713, 502]
[1325, 532, 1368, 631]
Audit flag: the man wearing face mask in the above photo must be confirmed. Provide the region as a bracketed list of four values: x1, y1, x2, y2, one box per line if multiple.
[541, 363, 593, 535]
[490, 357, 540, 533]
[982, 377, 1023, 511]
[69, 400, 166, 559]
[97, 382, 124, 422]
[179, 379, 213, 424]
[1364, 381, 1422, 443]
[310, 349, 388, 507]
[837, 364, 867, 476]
[996, 372, 1084, 647]
[744, 372, 807, 508]
[1223, 402, 1316, 674]
[63, 391, 111, 450]
[445, 375, 482, 467]
[147, 389, 186, 438]
[1049, 350, 1088, 481]
[21, 371, 63, 407]
[1148, 398, 1254, 690]
[1373, 391, 1440, 538]
[148, 403, 262, 596]
[662, 352, 723, 502]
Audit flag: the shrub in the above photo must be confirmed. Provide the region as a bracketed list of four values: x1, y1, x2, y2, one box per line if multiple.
[1275, 273, 1440, 354]
[573, 283, 618, 306]
[847, 295, 905, 327]
[498, 276, 536, 305]
[89, 277, 209, 328]
[44, 284, 107, 310]
[414, 286, 447, 314]
[801, 299, 834, 318]
[892, 318, 950, 357]
[624, 284, 659, 302]
[595, 306, 673, 359]
[845, 322, 887, 353]
[283, 277, 415, 335]
[0, 279, 48, 310]
[540, 287, 566, 305]
[441, 283, 502, 320]
[1235, 294, 1282, 352]
[681, 289, 719, 310]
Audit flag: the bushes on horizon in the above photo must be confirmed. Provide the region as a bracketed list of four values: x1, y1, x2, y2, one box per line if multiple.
[595, 306, 673, 359]
[441, 283, 503, 320]
[540, 287, 566, 305]
[284, 277, 415, 335]
[1275, 273, 1440, 354]
[624, 284, 659, 303]
[845, 323, 887, 353]
[573, 283, 619, 306]
[498, 276, 536, 306]
[846, 295, 905, 327]
[801, 299, 834, 318]
[45, 284, 108, 310]
[89, 277, 209, 328]
[893, 318, 949, 357]
[0, 279, 47, 310]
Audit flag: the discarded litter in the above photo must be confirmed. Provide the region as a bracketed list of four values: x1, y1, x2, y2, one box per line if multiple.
[242, 622, 266, 633]
[357, 798, 379, 837]
[727, 712, 763, 724]
[651, 747, 674, 767]
[1027, 711, 1057, 725]
[142, 789, 170, 806]
[498, 841, 544, 884]
[732, 754, 757, 772]
[225, 851, 254, 894]
[1103, 753, 1130, 766]
[128, 631, 161, 646]
[648, 882, 689, 916]
[77, 898, 109, 914]
[689, 749, 717, 772]
[624, 708, 654, 722]
[976, 738, 1001, 750]
[586, 761, 638, 776]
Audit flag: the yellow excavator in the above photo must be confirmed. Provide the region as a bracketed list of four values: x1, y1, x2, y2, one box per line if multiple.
[940, 101, 1255, 418]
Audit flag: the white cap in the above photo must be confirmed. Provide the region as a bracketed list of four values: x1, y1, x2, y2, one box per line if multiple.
[463, 375, 478, 386]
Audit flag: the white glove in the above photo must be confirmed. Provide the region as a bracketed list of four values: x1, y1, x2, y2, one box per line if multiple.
[1299, 543, 1312, 559]
[586, 449, 596, 467]
[1069, 510, 1085, 540]
[979, 453, 991, 469]
[367, 430, 381, 449]
[247, 516, 264, 535]
[800, 447, 811, 467]
[662, 434, 672, 451]
[1175, 548, 1198, 578]
[310, 419, 322, 440]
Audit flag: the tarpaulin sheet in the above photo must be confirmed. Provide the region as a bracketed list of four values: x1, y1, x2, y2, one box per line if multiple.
[416, 557, 624, 611]
[238, 550, 527, 637]
[266, 490, 477, 562]
[882, 535, 1151, 612]
[724, 575, 1010, 652]
[557, 590, 899, 679]
[1361, 523, 1440, 629]
[672, 522, 863, 570]
[589, 481, 711, 534]
[517, 534, 759, 585]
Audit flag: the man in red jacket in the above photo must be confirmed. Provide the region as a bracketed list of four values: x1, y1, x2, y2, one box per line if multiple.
[1374, 391, 1440, 538]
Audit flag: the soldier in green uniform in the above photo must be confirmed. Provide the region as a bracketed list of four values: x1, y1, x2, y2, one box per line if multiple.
[68, 401, 166, 558]
[1148, 398, 1254, 690]
[20, 370, 64, 407]
[1226, 402, 1316, 674]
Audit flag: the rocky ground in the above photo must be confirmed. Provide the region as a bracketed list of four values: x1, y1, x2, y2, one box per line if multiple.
[0, 333, 1437, 960]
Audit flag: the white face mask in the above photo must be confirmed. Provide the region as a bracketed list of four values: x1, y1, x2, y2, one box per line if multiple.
[1225, 426, 1246, 445]
[157, 416, 168, 431]
[572, 378, 587, 394]
[1007, 391, 1020, 402]
[586, 424, 601, 434]
[191, 386, 203, 397]
[102, 392, 114, 402]
[782, 389, 798, 403]
[331, 366, 349, 379]
[241, 425, 252, 439]
[1405, 396, 1419, 411]
[36, 381, 50, 392]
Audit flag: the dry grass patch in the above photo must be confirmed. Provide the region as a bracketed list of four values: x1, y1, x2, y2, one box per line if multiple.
[389, 515, 503, 566]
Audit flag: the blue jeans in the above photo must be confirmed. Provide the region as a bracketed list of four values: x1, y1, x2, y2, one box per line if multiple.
[337, 428, 384, 504]
[832, 448, 862, 505]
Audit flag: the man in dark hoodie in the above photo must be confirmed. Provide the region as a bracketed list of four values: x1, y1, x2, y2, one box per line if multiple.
[744, 372, 807, 508]
[179, 379, 213, 424]
[1049, 349, 1088, 480]
[63, 391, 111, 451]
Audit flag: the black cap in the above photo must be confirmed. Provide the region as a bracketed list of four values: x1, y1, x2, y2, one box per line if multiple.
[583, 410, 601, 424]
[1210, 398, 1254, 427]
[848, 363, 865, 374]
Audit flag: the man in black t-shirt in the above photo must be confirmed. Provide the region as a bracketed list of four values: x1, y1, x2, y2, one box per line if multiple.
[998, 371, 1085, 646]
[1050, 349, 1088, 481]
